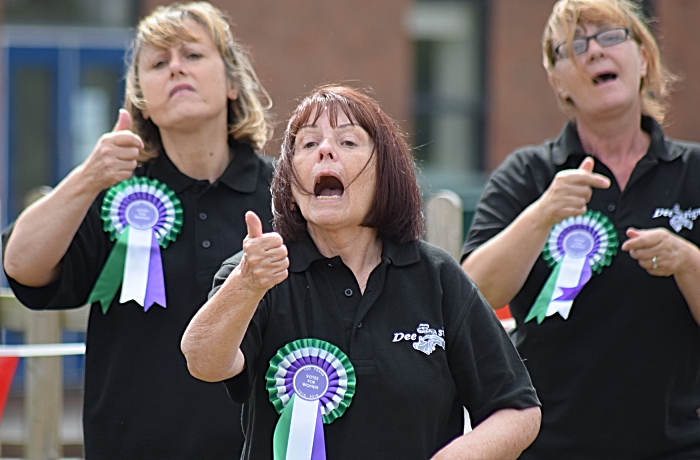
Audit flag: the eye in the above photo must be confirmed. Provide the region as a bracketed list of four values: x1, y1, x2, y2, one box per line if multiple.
[341, 140, 357, 147]
[152, 60, 166, 69]
[296, 137, 318, 150]
[187, 52, 203, 60]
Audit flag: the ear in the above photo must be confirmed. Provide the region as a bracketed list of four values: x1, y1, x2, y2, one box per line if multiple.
[549, 73, 570, 101]
[638, 44, 649, 80]
[142, 108, 150, 120]
[227, 79, 239, 101]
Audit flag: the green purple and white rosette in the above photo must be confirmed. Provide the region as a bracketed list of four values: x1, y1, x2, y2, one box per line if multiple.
[266, 338, 356, 460]
[87, 177, 182, 314]
[525, 210, 617, 324]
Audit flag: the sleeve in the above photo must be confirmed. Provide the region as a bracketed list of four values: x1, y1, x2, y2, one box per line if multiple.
[461, 146, 557, 261]
[2, 196, 112, 310]
[208, 250, 243, 299]
[445, 265, 540, 426]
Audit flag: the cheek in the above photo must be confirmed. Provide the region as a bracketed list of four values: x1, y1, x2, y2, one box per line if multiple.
[291, 158, 313, 185]
[139, 76, 163, 107]
[291, 186, 303, 204]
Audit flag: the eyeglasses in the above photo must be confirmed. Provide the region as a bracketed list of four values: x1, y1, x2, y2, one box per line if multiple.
[554, 28, 630, 60]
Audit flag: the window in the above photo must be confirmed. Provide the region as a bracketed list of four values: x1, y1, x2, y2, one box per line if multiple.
[407, 0, 487, 199]
[4, 0, 137, 28]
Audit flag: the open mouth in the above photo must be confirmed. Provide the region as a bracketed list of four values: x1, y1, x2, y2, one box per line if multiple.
[593, 73, 617, 85]
[314, 175, 345, 199]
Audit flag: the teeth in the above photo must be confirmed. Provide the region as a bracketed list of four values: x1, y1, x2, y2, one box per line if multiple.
[316, 195, 341, 200]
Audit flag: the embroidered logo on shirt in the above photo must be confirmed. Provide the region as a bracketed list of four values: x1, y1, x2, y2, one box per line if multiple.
[392, 323, 445, 355]
[652, 204, 700, 233]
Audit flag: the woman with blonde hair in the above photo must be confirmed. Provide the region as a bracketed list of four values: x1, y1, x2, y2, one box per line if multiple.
[462, 0, 700, 458]
[3, 2, 274, 458]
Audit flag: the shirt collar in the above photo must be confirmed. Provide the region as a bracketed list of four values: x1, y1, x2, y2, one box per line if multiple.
[551, 115, 673, 166]
[217, 140, 265, 193]
[288, 232, 421, 273]
[141, 140, 263, 193]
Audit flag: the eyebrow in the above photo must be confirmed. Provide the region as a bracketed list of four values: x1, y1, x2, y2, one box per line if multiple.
[298, 122, 357, 131]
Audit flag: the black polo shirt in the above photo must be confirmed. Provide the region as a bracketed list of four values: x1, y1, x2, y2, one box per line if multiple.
[462, 116, 700, 459]
[3, 141, 275, 459]
[214, 233, 539, 460]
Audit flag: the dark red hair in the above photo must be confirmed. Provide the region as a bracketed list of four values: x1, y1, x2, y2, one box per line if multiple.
[272, 85, 423, 243]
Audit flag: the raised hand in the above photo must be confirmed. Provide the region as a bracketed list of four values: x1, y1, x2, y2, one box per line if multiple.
[535, 157, 611, 228]
[78, 109, 144, 194]
[238, 211, 289, 295]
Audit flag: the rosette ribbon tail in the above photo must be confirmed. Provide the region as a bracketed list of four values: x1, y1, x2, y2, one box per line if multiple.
[526, 255, 591, 324]
[525, 261, 561, 324]
[120, 227, 155, 307]
[144, 231, 166, 311]
[273, 394, 326, 460]
[87, 228, 129, 314]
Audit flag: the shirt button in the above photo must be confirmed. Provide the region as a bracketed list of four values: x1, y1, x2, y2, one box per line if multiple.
[328, 263, 333, 268]
[607, 203, 616, 212]
[199, 212, 208, 221]
[202, 240, 211, 248]
[357, 322, 363, 328]
[344, 288, 353, 297]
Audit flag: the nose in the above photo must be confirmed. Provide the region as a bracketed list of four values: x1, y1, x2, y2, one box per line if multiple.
[317, 138, 335, 161]
[169, 54, 185, 76]
[585, 38, 605, 61]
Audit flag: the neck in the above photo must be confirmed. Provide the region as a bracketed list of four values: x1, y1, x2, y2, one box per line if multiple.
[575, 110, 650, 190]
[308, 225, 382, 293]
[159, 120, 232, 182]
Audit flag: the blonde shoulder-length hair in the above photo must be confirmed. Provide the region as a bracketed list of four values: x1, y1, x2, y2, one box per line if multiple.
[542, 0, 675, 123]
[124, 1, 272, 162]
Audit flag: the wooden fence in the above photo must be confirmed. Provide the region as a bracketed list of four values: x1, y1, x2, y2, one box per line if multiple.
[0, 190, 464, 459]
[0, 290, 88, 460]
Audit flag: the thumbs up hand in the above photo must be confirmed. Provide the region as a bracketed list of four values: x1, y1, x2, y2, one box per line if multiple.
[534, 156, 612, 228]
[78, 109, 144, 194]
[239, 211, 289, 295]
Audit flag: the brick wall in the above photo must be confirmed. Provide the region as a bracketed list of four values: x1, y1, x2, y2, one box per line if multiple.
[653, 0, 700, 143]
[485, 0, 700, 172]
[142, 0, 412, 157]
[485, 0, 566, 172]
[138, 0, 700, 170]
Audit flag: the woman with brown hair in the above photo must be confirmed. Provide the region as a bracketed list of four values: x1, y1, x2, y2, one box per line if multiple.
[182, 85, 541, 460]
[3, 2, 274, 458]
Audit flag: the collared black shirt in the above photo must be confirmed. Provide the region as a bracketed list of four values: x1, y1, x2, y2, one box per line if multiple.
[463, 117, 700, 459]
[4, 141, 275, 459]
[214, 233, 539, 460]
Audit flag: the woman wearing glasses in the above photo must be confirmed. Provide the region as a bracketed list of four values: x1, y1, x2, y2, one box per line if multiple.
[462, 0, 700, 458]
